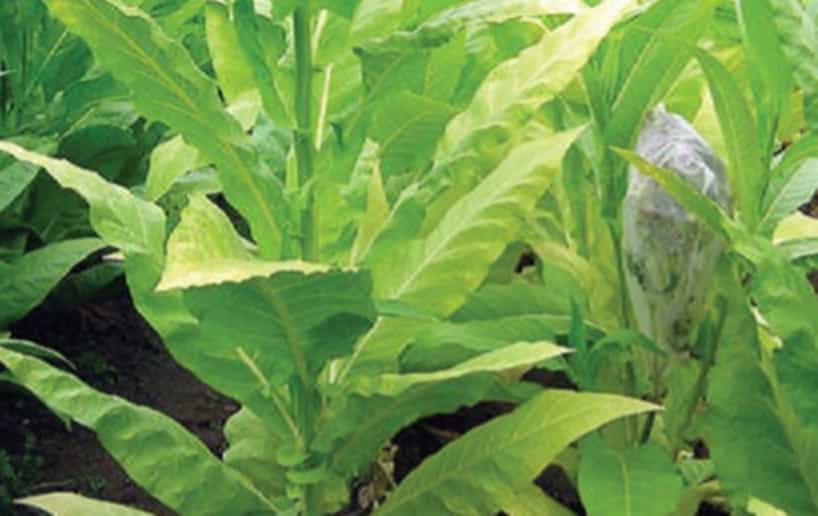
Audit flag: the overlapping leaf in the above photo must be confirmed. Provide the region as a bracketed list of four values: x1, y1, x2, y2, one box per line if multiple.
[375, 390, 657, 515]
[0, 348, 279, 515]
[43, 0, 286, 258]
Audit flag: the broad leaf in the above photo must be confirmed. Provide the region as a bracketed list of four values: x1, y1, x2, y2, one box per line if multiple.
[0, 238, 105, 327]
[0, 348, 280, 515]
[159, 197, 376, 389]
[0, 141, 166, 258]
[340, 130, 580, 379]
[375, 390, 657, 515]
[706, 265, 818, 515]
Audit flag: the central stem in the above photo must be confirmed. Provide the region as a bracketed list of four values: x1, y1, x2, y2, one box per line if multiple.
[293, 4, 317, 262]
[291, 6, 320, 515]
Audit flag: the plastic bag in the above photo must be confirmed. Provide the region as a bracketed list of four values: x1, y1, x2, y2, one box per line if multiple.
[622, 106, 730, 352]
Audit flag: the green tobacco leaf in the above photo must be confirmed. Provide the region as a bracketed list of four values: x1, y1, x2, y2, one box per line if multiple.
[0, 238, 105, 327]
[696, 49, 766, 230]
[736, 0, 792, 157]
[157, 195, 324, 291]
[439, 0, 632, 157]
[159, 196, 376, 387]
[0, 339, 72, 368]
[223, 408, 288, 499]
[322, 341, 568, 479]
[233, 0, 291, 127]
[145, 135, 205, 202]
[341, 131, 579, 379]
[350, 0, 402, 46]
[379, 130, 581, 315]
[205, 2, 256, 106]
[502, 483, 574, 516]
[44, 0, 285, 258]
[358, 341, 569, 397]
[453, 280, 572, 321]
[768, 0, 818, 130]
[772, 133, 818, 177]
[400, 316, 576, 372]
[419, 0, 631, 236]
[751, 258, 818, 429]
[369, 91, 455, 176]
[761, 158, 818, 233]
[375, 390, 657, 516]
[706, 265, 818, 515]
[17, 493, 152, 516]
[349, 161, 389, 265]
[613, 149, 737, 242]
[0, 159, 39, 212]
[319, 374, 493, 479]
[183, 268, 376, 386]
[0, 348, 279, 515]
[578, 437, 684, 516]
[0, 141, 166, 258]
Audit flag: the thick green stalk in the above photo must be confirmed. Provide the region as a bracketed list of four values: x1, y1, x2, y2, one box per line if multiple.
[291, 6, 320, 515]
[293, 4, 317, 262]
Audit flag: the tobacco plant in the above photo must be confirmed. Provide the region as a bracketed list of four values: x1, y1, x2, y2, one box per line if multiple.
[0, 1, 659, 515]
[518, 0, 818, 514]
[0, 0, 167, 333]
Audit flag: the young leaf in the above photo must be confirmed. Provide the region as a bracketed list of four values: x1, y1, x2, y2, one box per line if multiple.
[0, 348, 280, 515]
[375, 390, 657, 515]
[358, 341, 570, 397]
[400, 315, 583, 372]
[17, 493, 152, 516]
[696, 49, 766, 230]
[223, 408, 289, 499]
[751, 257, 818, 429]
[578, 437, 684, 516]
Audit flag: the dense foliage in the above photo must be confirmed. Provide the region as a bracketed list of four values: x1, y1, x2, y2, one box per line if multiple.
[1, 0, 817, 515]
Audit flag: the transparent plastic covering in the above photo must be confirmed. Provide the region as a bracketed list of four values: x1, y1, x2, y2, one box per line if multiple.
[622, 106, 730, 353]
